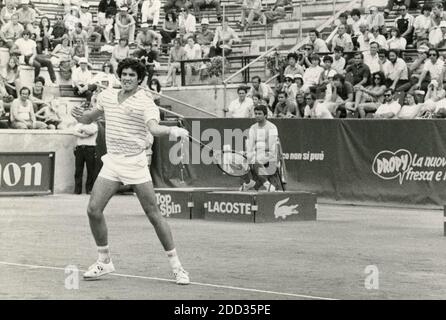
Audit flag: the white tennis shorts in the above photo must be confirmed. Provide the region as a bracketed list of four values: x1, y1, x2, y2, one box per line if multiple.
[98, 152, 152, 185]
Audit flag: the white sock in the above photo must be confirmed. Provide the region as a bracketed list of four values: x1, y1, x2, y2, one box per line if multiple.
[166, 248, 182, 270]
[97, 245, 111, 263]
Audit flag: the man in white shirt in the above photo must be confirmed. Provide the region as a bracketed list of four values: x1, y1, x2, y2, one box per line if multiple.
[114, 6, 136, 44]
[73, 120, 98, 194]
[304, 92, 333, 119]
[383, 49, 409, 90]
[225, 86, 254, 118]
[16, 0, 36, 29]
[141, 0, 161, 28]
[308, 29, 329, 53]
[247, 76, 275, 109]
[331, 24, 353, 52]
[363, 41, 380, 74]
[13, 30, 57, 83]
[374, 89, 401, 118]
[413, 4, 432, 43]
[240, 104, 278, 191]
[414, 48, 445, 90]
[370, 26, 388, 50]
[72, 57, 97, 104]
[240, 0, 262, 33]
[0, 13, 24, 48]
[331, 46, 346, 74]
[356, 23, 373, 52]
[79, 2, 94, 37]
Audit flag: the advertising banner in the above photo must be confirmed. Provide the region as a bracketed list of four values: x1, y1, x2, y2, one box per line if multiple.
[0, 152, 55, 195]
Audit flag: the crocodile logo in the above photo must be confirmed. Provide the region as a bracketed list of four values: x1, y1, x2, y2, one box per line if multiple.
[274, 198, 299, 219]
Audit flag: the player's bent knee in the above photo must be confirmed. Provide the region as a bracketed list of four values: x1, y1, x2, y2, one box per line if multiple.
[87, 202, 104, 220]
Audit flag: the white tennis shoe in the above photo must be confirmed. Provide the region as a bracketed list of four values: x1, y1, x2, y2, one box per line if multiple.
[174, 267, 190, 285]
[239, 180, 256, 191]
[83, 260, 115, 280]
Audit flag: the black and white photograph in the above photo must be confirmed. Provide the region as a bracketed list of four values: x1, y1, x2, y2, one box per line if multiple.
[1, 0, 446, 310]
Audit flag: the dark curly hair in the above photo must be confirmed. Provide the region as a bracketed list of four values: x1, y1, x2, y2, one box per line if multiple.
[117, 58, 146, 84]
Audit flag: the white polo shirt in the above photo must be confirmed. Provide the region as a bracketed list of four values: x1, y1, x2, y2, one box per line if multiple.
[363, 52, 381, 74]
[227, 97, 254, 118]
[383, 58, 409, 81]
[375, 101, 401, 118]
[15, 38, 36, 56]
[304, 103, 334, 119]
[423, 58, 445, 82]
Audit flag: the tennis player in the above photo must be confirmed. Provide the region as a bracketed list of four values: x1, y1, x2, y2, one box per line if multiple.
[77, 58, 190, 285]
[240, 104, 278, 191]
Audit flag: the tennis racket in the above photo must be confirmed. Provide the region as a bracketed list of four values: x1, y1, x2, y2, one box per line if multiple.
[187, 135, 250, 177]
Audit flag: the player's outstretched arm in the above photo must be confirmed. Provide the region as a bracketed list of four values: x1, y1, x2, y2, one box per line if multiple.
[77, 107, 104, 124]
[147, 119, 189, 139]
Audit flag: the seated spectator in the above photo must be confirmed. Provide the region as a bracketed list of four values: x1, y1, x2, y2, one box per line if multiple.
[293, 74, 304, 94]
[281, 74, 298, 106]
[165, 38, 185, 87]
[209, 17, 240, 57]
[0, 0, 17, 26]
[302, 54, 324, 92]
[224, 85, 254, 118]
[70, 22, 88, 44]
[431, 20, 446, 48]
[248, 76, 275, 109]
[183, 36, 201, 81]
[239, 0, 262, 33]
[413, 48, 444, 92]
[12, 30, 57, 83]
[295, 92, 306, 117]
[397, 93, 422, 119]
[149, 77, 162, 106]
[373, 88, 401, 118]
[377, 48, 389, 72]
[38, 17, 53, 54]
[365, 6, 385, 33]
[394, 4, 414, 46]
[30, 76, 49, 112]
[35, 100, 62, 129]
[331, 24, 353, 52]
[16, 0, 36, 29]
[398, 45, 429, 93]
[196, 18, 214, 58]
[160, 11, 178, 52]
[363, 42, 380, 74]
[321, 73, 354, 117]
[300, 43, 314, 68]
[98, 0, 118, 21]
[27, 18, 40, 41]
[335, 11, 353, 35]
[331, 46, 346, 74]
[50, 34, 72, 67]
[135, 23, 161, 55]
[90, 61, 120, 88]
[430, 2, 446, 30]
[387, 27, 407, 50]
[178, 6, 196, 42]
[64, 6, 80, 33]
[10, 86, 47, 129]
[303, 92, 333, 119]
[356, 24, 373, 52]
[370, 26, 388, 50]
[2, 56, 20, 97]
[59, 0, 81, 13]
[79, 2, 94, 39]
[135, 42, 159, 84]
[262, 0, 290, 24]
[111, 38, 130, 75]
[141, 0, 161, 29]
[308, 29, 329, 54]
[350, 8, 365, 43]
[119, 0, 139, 19]
[274, 91, 297, 118]
[98, 13, 115, 44]
[355, 71, 387, 118]
[0, 13, 23, 48]
[413, 4, 432, 44]
[52, 14, 68, 46]
[72, 57, 97, 104]
[283, 52, 304, 76]
[345, 52, 371, 88]
[418, 79, 446, 115]
[318, 55, 337, 95]
[72, 37, 88, 65]
[383, 49, 409, 90]
[114, 6, 136, 44]
[193, 0, 222, 22]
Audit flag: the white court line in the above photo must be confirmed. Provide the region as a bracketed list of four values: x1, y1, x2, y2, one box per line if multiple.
[0, 261, 338, 300]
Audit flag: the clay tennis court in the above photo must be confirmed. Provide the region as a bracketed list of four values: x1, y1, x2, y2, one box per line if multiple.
[1, 194, 445, 300]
